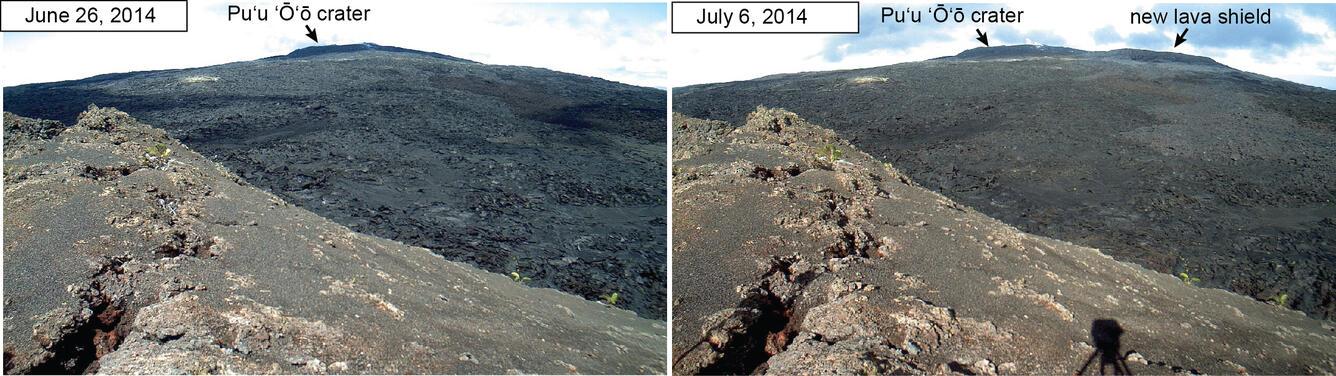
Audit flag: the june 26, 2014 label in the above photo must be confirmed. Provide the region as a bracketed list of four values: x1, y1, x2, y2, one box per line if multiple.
[672, 2, 859, 34]
[1, 0, 188, 31]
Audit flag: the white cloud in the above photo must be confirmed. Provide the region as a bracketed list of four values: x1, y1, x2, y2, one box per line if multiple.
[670, 32, 830, 85]
[582, 9, 612, 25]
[1174, 6, 1336, 88]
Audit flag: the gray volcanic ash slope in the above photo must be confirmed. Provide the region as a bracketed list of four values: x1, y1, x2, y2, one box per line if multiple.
[671, 108, 1336, 375]
[674, 45, 1336, 320]
[2, 107, 665, 374]
[5, 43, 667, 318]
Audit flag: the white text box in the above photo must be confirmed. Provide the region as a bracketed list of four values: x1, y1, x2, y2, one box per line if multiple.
[2, 1, 187, 32]
[672, 2, 858, 34]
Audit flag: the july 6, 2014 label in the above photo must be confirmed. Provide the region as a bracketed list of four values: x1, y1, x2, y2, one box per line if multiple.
[672, 2, 859, 34]
[1, 0, 188, 31]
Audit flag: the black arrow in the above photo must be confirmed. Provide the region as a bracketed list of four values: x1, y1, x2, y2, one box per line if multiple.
[304, 25, 318, 43]
[1174, 28, 1188, 47]
[975, 29, 989, 46]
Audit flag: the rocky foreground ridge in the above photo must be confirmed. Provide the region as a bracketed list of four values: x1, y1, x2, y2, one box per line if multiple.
[5, 43, 667, 319]
[671, 108, 1336, 375]
[3, 107, 665, 374]
[675, 46, 1336, 320]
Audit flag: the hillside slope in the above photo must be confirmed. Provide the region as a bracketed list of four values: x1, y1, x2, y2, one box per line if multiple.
[3, 107, 666, 374]
[5, 43, 667, 318]
[675, 45, 1336, 320]
[672, 108, 1336, 375]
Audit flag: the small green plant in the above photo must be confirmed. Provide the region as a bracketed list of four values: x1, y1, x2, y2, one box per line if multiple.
[143, 142, 173, 168]
[1178, 272, 1200, 285]
[599, 292, 619, 305]
[147, 142, 171, 159]
[821, 143, 843, 162]
[1267, 293, 1289, 307]
[509, 272, 531, 283]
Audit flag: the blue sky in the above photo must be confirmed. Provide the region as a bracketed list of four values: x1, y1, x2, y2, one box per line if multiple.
[673, 3, 1336, 89]
[2, 1, 668, 88]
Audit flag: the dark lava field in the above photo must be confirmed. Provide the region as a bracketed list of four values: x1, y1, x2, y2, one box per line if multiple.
[5, 43, 667, 318]
[674, 45, 1336, 320]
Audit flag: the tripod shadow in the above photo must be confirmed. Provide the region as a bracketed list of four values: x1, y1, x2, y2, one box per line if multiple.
[1075, 319, 1133, 375]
